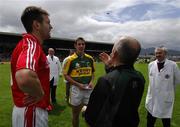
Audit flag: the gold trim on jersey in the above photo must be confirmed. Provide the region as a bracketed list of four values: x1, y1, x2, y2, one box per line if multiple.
[63, 53, 78, 75]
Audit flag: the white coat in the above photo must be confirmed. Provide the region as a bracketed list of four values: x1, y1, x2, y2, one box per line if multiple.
[47, 55, 61, 86]
[145, 59, 180, 118]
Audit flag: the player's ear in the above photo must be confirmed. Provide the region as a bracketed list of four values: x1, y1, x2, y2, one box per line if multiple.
[111, 50, 118, 62]
[32, 20, 41, 31]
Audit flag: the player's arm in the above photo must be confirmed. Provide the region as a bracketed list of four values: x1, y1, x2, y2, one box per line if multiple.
[15, 69, 44, 103]
[88, 58, 95, 88]
[88, 72, 94, 88]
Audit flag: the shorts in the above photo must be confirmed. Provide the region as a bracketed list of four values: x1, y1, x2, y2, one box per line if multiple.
[70, 85, 92, 106]
[12, 105, 48, 127]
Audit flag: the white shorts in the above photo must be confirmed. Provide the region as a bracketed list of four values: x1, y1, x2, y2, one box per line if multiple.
[70, 85, 92, 106]
[12, 105, 48, 127]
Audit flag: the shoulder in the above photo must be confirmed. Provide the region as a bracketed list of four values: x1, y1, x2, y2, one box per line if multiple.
[166, 60, 179, 70]
[148, 60, 156, 67]
[15, 39, 24, 48]
[84, 53, 93, 60]
[63, 56, 69, 62]
[166, 59, 176, 65]
[64, 54, 78, 66]
[17, 35, 40, 53]
[134, 70, 145, 82]
[63, 56, 71, 64]
[23, 34, 38, 45]
[149, 60, 155, 65]
[103, 69, 120, 83]
[68, 53, 78, 61]
[54, 56, 60, 60]
[21, 35, 40, 52]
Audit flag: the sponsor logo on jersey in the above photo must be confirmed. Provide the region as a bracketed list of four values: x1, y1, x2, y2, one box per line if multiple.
[76, 68, 91, 76]
[165, 74, 170, 79]
[75, 63, 80, 68]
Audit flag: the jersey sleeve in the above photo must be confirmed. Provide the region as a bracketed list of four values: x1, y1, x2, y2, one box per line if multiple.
[85, 54, 95, 73]
[62, 57, 71, 75]
[16, 38, 40, 72]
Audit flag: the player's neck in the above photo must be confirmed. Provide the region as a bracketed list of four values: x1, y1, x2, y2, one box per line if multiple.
[31, 32, 43, 44]
[76, 51, 84, 56]
[114, 62, 124, 67]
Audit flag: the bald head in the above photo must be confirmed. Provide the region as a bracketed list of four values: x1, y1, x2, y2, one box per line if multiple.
[48, 48, 55, 56]
[113, 36, 141, 65]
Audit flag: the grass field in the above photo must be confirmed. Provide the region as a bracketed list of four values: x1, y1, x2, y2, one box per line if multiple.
[0, 63, 180, 127]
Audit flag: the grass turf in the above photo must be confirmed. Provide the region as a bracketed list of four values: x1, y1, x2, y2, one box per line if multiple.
[0, 63, 180, 126]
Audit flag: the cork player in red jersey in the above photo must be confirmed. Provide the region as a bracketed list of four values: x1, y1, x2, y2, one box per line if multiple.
[10, 6, 52, 127]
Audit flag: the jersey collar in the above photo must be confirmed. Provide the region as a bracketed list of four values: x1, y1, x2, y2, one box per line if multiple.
[22, 33, 40, 44]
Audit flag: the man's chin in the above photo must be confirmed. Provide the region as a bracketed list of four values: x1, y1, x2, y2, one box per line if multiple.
[45, 35, 51, 40]
[79, 51, 85, 54]
[48, 33, 51, 38]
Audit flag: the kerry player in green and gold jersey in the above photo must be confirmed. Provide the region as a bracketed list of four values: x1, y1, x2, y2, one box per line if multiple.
[63, 37, 95, 127]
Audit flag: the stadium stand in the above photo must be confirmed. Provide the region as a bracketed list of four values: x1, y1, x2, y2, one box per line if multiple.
[0, 32, 113, 62]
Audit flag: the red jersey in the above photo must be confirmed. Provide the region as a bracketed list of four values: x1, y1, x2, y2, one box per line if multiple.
[11, 33, 50, 109]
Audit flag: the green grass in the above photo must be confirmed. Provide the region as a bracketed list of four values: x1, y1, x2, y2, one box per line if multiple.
[0, 63, 180, 127]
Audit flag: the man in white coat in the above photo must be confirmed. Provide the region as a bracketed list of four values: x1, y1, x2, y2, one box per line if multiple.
[47, 48, 61, 103]
[145, 46, 180, 127]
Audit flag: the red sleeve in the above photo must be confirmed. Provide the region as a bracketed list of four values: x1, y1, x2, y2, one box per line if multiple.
[16, 37, 40, 72]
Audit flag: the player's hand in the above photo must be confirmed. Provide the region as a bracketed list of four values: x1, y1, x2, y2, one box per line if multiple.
[87, 82, 93, 89]
[99, 52, 113, 67]
[23, 93, 43, 106]
[77, 83, 84, 90]
[99, 52, 110, 65]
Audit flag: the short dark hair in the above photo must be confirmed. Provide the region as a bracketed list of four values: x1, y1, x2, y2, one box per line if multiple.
[115, 37, 141, 65]
[75, 37, 85, 44]
[21, 6, 49, 33]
